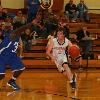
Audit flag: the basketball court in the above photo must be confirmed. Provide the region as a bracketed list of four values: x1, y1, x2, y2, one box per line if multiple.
[0, 68, 100, 100]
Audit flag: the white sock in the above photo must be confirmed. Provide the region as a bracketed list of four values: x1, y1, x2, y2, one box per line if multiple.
[12, 76, 16, 81]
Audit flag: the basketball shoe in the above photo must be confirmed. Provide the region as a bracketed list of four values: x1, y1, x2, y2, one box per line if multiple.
[70, 74, 77, 90]
[7, 80, 20, 90]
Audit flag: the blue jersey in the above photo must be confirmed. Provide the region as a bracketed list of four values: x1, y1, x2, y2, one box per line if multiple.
[0, 35, 25, 74]
[0, 23, 31, 73]
[0, 35, 19, 57]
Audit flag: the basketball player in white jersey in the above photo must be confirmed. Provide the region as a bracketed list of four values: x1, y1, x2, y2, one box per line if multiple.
[46, 28, 76, 89]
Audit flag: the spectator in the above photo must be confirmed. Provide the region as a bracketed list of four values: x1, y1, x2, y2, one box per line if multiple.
[32, 13, 47, 38]
[21, 28, 33, 51]
[65, 0, 78, 22]
[1, 17, 13, 37]
[0, 29, 4, 43]
[0, 19, 3, 29]
[2, 8, 9, 20]
[77, 0, 90, 22]
[58, 15, 69, 38]
[3, 17, 13, 29]
[44, 13, 59, 36]
[13, 10, 26, 28]
[27, 0, 40, 22]
[0, 5, 3, 19]
[76, 26, 92, 57]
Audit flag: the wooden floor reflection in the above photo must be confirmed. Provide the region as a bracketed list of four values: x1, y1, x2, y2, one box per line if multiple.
[0, 68, 100, 100]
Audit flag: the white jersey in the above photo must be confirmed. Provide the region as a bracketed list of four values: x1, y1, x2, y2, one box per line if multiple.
[52, 37, 69, 57]
[52, 38, 69, 72]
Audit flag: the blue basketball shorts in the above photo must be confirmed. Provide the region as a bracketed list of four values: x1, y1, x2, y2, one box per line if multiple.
[0, 55, 25, 74]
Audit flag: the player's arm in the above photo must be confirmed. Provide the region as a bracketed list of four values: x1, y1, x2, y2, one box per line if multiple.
[18, 37, 23, 48]
[46, 39, 54, 60]
[68, 40, 73, 47]
[10, 23, 32, 41]
[0, 36, 12, 50]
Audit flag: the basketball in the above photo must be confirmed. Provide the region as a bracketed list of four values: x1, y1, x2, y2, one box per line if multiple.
[68, 45, 81, 60]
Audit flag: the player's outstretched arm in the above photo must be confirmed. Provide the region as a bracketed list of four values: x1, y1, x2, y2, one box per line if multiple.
[10, 23, 32, 41]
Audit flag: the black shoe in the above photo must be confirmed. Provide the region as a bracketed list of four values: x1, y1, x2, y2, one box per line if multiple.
[70, 74, 77, 89]
[7, 80, 20, 91]
[73, 74, 76, 82]
[70, 81, 76, 90]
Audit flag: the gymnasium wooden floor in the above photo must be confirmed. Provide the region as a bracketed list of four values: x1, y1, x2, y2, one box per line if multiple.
[0, 68, 100, 100]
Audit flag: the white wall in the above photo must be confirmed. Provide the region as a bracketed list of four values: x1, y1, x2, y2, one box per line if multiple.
[64, 0, 100, 13]
[1, 0, 100, 13]
[1, 0, 24, 9]
[64, 0, 100, 9]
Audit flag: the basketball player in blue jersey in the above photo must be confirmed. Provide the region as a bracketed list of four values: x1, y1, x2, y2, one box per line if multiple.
[0, 23, 32, 90]
[46, 28, 77, 90]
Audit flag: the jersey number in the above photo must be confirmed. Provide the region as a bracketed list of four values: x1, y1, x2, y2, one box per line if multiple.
[12, 42, 19, 53]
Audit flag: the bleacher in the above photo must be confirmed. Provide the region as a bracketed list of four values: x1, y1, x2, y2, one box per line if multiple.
[21, 13, 100, 69]
[22, 39, 100, 69]
[21, 18, 100, 68]
[1, 8, 100, 69]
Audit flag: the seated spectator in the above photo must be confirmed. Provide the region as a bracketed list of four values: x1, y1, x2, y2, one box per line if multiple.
[1, 17, 13, 37]
[59, 15, 69, 27]
[32, 13, 47, 38]
[2, 8, 9, 20]
[21, 28, 33, 51]
[65, 0, 78, 22]
[13, 10, 26, 28]
[0, 5, 3, 19]
[44, 13, 59, 35]
[77, 0, 90, 22]
[58, 15, 69, 38]
[76, 26, 93, 58]
[3, 17, 13, 29]
[0, 29, 4, 43]
[0, 19, 3, 29]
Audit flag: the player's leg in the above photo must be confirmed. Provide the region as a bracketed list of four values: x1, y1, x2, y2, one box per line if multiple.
[62, 63, 73, 80]
[62, 55, 77, 89]
[7, 56, 25, 90]
[55, 55, 76, 89]
[0, 74, 5, 90]
[0, 60, 6, 80]
[62, 63, 76, 90]
[0, 62, 6, 89]
[78, 56, 83, 70]
[7, 69, 25, 90]
[55, 55, 73, 80]
[0, 74, 5, 80]
[75, 55, 83, 71]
